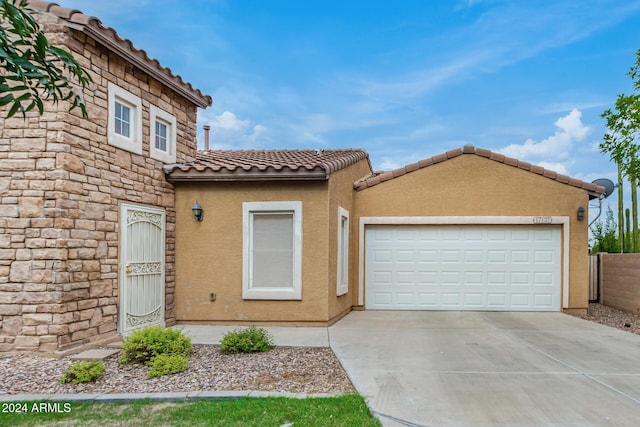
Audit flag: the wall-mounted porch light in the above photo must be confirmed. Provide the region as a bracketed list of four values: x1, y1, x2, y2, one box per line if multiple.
[577, 206, 585, 221]
[192, 202, 203, 222]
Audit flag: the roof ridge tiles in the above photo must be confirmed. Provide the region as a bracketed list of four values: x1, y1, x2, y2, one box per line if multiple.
[165, 148, 370, 182]
[352, 145, 605, 196]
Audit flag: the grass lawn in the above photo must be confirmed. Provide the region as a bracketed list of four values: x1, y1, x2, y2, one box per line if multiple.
[1, 394, 381, 426]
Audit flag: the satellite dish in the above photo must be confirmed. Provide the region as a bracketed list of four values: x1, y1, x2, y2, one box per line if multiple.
[592, 178, 616, 198]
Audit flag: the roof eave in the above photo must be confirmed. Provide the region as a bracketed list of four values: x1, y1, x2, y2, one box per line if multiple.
[165, 170, 329, 183]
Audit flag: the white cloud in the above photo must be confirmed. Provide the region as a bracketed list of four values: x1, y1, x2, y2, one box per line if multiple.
[350, 1, 640, 104]
[498, 109, 591, 173]
[198, 111, 268, 149]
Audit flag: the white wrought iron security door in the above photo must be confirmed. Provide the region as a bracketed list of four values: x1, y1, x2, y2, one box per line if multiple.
[119, 203, 166, 333]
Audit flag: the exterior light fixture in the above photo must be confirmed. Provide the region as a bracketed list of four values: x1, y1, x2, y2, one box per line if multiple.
[192, 202, 203, 222]
[577, 206, 585, 221]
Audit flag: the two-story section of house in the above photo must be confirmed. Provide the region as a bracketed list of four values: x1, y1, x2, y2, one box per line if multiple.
[0, 1, 212, 353]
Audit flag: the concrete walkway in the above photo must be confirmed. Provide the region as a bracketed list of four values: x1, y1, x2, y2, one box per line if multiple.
[179, 324, 330, 347]
[329, 311, 640, 427]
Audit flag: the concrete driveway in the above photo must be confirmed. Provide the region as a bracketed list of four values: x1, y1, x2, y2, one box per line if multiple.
[329, 311, 640, 427]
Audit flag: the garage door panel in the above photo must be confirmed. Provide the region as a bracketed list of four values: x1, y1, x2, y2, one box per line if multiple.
[441, 293, 461, 305]
[416, 292, 438, 306]
[418, 250, 438, 263]
[511, 250, 530, 263]
[487, 294, 508, 308]
[373, 270, 392, 284]
[464, 293, 484, 306]
[442, 271, 462, 283]
[510, 294, 531, 307]
[464, 250, 484, 263]
[511, 229, 530, 240]
[534, 272, 553, 285]
[487, 271, 507, 284]
[535, 229, 555, 241]
[373, 292, 393, 306]
[510, 271, 530, 284]
[487, 250, 507, 263]
[442, 250, 462, 263]
[488, 229, 507, 240]
[397, 250, 416, 262]
[418, 271, 438, 283]
[463, 229, 483, 240]
[464, 271, 483, 284]
[443, 229, 461, 240]
[397, 271, 415, 283]
[365, 225, 561, 311]
[535, 250, 554, 263]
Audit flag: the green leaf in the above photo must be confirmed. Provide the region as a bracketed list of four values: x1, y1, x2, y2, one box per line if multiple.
[7, 100, 22, 118]
[0, 93, 14, 106]
[0, 0, 91, 118]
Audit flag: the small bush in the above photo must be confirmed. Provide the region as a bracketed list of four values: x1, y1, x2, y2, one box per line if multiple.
[220, 326, 275, 354]
[60, 361, 106, 384]
[119, 325, 191, 364]
[147, 353, 190, 378]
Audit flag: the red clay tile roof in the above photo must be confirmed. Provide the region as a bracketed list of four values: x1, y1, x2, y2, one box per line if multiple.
[26, 0, 212, 108]
[354, 145, 605, 198]
[164, 149, 371, 182]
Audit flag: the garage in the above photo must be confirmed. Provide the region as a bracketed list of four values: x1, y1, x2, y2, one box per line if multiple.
[364, 224, 562, 311]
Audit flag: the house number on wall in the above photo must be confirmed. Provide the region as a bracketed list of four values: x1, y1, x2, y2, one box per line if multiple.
[533, 216, 553, 224]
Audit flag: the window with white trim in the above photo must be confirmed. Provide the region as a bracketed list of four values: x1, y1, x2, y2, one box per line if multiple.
[243, 201, 302, 300]
[107, 82, 142, 154]
[149, 105, 177, 163]
[337, 207, 349, 296]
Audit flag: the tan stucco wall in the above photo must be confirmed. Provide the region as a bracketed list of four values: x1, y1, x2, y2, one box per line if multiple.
[175, 181, 332, 323]
[327, 159, 373, 321]
[175, 159, 372, 324]
[353, 155, 591, 311]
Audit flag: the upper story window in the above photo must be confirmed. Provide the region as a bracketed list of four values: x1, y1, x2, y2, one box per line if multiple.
[108, 82, 142, 154]
[114, 102, 131, 137]
[155, 121, 167, 151]
[150, 105, 177, 163]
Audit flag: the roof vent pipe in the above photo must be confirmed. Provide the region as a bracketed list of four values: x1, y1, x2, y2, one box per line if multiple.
[203, 125, 210, 150]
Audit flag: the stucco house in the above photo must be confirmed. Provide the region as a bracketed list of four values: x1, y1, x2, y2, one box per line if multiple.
[0, 1, 211, 352]
[165, 146, 603, 325]
[1, 2, 604, 354]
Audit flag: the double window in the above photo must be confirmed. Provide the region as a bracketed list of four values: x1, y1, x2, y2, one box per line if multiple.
[108, 83, 176, 163]
[242, 202, 302, 300]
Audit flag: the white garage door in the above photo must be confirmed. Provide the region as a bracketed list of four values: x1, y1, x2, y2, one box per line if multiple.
[365, 225, 561, 311]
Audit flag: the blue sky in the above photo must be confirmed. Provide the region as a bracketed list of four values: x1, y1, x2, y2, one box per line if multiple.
[61, 0, 640, 223]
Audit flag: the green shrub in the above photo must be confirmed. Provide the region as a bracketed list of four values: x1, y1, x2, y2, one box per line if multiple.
[60, 361, 106, 384]
[220, 326, 275, 353]
[119, 325, 191, 364]
[147, 353, 190, 378]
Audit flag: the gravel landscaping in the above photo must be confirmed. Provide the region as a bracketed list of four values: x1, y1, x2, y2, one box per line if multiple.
[570, 302, 640, 336]
[2, 303, 640, 396]
[0, 345, 355, 395]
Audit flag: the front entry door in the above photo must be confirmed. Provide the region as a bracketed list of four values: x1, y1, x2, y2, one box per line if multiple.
[119, 203, 166, 333]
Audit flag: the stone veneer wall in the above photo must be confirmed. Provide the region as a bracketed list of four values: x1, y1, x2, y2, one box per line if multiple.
[0, 13, 198, 352]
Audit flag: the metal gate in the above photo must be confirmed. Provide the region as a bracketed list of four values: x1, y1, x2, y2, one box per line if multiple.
[119, 203, 166, 333]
